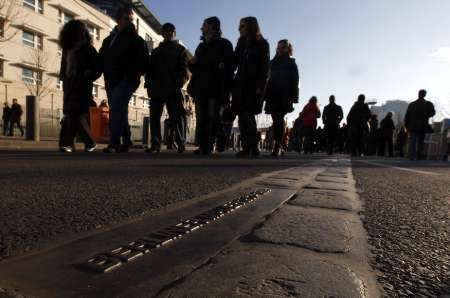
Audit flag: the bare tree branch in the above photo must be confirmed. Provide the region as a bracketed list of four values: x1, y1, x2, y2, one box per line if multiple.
[22, 48, 53, 99]
[0, 0, 23, 44]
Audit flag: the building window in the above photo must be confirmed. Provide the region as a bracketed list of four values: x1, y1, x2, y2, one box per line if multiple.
[87, 25, 100, 41]
[145, 34, 154, 51]
[136, 18, 139, 34]
[0, 61, 4, 78]
[22, 68, 36, 84]
[23, 0, 43, 14]
[142, 98, 149, 108]
[0, 18, 4, 38]
[58, 10, 74, 24]
[130, 95, 137, 106]
[56, 79, 62, 90]
[22, 30, 43, 49]
[92, 85, 99, 97]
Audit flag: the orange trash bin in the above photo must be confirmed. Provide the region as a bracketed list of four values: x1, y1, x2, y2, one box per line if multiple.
[90, 106, 110, 144]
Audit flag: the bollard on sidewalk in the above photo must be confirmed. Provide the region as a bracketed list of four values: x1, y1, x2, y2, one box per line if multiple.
[26, 95, 40, 142]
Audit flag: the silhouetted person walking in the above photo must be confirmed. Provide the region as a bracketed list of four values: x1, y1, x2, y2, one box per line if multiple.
[301, 96, 321, 154]
[322, 95, 343, 155]
[188, 17, 234, 155]
[233, 17, 270, 158]
[378, 112, 395, 157]
[145, 23, 189, 154]
[367, 114, 378, 156]
[9, 98, 24, 137]
[395, 126, 407, 157]
[264, 39, 299, 157]
[292, 112, 304, 152]
[347, 94, 371, 157]
[2, 102, 11, 136]
[404, 89, 435, 160]
[58, 20, 101, 153]
[99, 4, 148, 153]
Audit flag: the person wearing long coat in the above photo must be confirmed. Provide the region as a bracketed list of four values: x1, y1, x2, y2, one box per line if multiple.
[2, 102, 11, 136]
[232, 17, 270, 158]
[347, 94, 371, 156]
[264, 39, 299, 157]
[188, 17, 234, 155]
[378, 112, 396, 157]
[322, 95, 344, 155]
[58, 20, 101, 152]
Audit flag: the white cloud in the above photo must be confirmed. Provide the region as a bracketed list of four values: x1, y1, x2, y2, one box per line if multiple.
[429, 47, 450, 62]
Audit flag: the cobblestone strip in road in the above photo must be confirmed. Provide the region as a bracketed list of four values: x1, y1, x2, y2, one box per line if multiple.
[158, 159, 381, 297]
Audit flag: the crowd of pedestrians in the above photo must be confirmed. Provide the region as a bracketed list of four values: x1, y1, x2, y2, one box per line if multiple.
[286, 90, 435, 160]
[15, 3, 434, 161]
[2, 98, 24, 137]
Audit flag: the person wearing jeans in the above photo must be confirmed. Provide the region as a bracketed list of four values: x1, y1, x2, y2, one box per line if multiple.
[145, 22, 189, 153]
[149, 95, 186, 152]
[404, 89, 435, 160]
[99, 4, 148, 153]
[105, 80, 138, 150]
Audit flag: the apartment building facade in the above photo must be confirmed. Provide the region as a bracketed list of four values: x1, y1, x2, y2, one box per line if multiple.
[0, 0, 193, 142]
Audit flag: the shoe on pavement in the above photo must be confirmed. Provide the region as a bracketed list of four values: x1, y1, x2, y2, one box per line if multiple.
[145, 146, 161, 154]
[103, 146, 119, 153]
[60, 146, 73, 153]
[85, 144, 97, 152]
[177, 145, 186, 154]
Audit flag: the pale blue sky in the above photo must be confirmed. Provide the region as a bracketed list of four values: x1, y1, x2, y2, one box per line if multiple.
[144, 0, 450, 122]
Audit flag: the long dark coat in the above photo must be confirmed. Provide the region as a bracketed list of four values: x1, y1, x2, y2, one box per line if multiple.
[379, 117, 395, 138]
[187, 36, 234, 102]
[59, 44, 101, 114]
[264, 55, 299, 114]
[232, 37, 270, 115]
[404, 99, 435, 133]
[347, 102, 371, 130]
[99, 25, 148, 90]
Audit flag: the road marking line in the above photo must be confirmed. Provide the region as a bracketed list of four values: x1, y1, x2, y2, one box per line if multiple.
[356, 160, 438, 175]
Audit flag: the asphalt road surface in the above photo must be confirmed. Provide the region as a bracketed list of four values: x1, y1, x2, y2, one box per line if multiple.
[0, 149, 316, 261]
[353, 158, 450, 297]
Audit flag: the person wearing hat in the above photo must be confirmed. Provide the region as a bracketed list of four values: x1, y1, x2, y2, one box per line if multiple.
[145, 22, 189, 154]
[188, 16, 234, 155]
